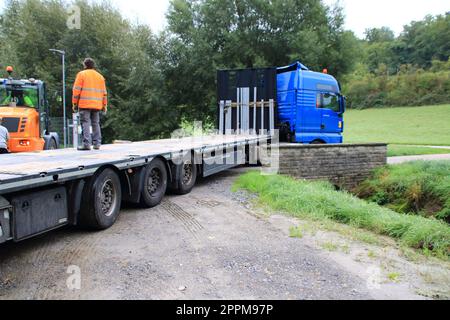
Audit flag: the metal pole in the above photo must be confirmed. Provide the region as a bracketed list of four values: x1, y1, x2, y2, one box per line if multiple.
[62, 52, 67, 148]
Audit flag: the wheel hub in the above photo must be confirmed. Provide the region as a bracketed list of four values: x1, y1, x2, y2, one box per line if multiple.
[182, 162, 193, 185]
[147, 169, 162, 195]
[100, 179, 116, 217]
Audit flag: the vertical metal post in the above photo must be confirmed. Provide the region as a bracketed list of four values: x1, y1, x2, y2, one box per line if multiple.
[236, 88, 240, 134]
[261, 99, 264, 135]
[242, 88, 249, 133]
[253, 87, 257, 135]
[50, 49, 67, 148]
[72, 112, 79, 149]
[269, 99, 275, 135]
[225, 100, 232, 133]
[62, 52, 67, 148]
[219, 101, 225, 134]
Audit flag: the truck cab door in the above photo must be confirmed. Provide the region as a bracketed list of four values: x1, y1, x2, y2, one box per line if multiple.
[318, 92, 342, 134]
[297, 90, 323, 139]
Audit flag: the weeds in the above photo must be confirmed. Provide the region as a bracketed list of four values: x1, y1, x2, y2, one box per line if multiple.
[354, 161, 450, 223]
[234, 171, 450, 259]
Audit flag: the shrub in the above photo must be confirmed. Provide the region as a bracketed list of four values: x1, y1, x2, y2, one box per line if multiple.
[343, 61, 450, 109]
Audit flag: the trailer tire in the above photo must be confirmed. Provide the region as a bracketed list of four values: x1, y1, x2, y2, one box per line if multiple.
[171, 159, 198, 195]
[79, 168, 122, 230]
[139, 158, 168, 208]
[44, 138, 57, 150]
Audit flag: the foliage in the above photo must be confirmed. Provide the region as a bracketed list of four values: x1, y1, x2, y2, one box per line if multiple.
[343, 60, 450, 108]
[0, 0, 179, 142]
[234, 171, 450, 259]
[354, 161, 450, 223]
[342, 14, 450, 108]
[0, 0, 448, 142]
[165, 0, 359, 122]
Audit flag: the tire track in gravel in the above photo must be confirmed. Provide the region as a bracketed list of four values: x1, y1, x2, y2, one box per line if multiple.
[160, 200, 205, 240]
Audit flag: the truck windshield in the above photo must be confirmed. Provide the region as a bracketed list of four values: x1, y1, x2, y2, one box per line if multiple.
[317, 93, 340, 113]
[0, 85, 39, 108]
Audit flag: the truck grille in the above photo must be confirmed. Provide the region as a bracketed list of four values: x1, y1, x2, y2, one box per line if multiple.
[1, 117, 20, 133]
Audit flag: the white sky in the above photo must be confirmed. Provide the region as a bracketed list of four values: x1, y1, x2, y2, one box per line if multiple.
[0, 0, 449, 38]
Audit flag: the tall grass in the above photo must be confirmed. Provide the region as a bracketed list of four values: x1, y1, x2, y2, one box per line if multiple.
[234, 171, 450, 259]
[354, 161, 450, 222]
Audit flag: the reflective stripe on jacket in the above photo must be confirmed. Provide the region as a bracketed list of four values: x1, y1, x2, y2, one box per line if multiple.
[72, 69, 107, 110]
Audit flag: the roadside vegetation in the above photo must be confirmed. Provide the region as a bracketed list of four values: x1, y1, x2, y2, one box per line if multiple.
[387, 145, 450, 157]
[345, 105, 450, 146]
[353, 161, 450, 223]
[343, 60, 450, 109]
[233, 171, 450, 259]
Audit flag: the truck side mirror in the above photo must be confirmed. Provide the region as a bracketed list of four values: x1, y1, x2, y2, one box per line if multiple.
[339, 95, 346, 114]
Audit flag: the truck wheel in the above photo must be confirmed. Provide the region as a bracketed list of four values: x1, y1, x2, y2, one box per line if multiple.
[170, 158, 198, 195]
[45, 138, 57, 150]
[79, 168, 122, 230]
[139, 158, 168, 208]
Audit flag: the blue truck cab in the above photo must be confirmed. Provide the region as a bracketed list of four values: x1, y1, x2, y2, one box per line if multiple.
[277, 62, 345, 144]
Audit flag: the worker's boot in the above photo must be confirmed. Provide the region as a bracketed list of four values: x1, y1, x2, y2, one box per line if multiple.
[93, 145, 101, 151]
[77, 145, 91, 151]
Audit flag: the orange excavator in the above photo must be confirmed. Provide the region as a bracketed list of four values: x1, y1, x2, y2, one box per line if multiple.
[0, 67, 59, 153]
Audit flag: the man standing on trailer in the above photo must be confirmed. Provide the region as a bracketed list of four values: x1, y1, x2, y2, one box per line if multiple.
[72, 58, 108, 151]
[0, 117, 10, 154]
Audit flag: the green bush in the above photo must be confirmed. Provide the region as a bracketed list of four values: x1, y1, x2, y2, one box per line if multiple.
[234, 171, 450, 259]
[343, 60, 450, 109]
[354, 161, 450, 222]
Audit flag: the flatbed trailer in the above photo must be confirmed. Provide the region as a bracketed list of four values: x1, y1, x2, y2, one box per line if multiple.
[0, 134, 270, 244]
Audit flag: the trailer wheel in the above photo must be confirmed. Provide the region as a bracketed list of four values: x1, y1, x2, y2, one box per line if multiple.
[44, 138, 57, 150]
[171, 158, 198, 195]
[139, 158, 168, 208]
[79, 168, 122, 230]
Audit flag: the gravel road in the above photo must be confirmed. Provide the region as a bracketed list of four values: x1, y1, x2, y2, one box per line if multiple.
[0, 169, 379, 300]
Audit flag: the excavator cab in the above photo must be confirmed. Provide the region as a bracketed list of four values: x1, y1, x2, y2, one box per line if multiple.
[0, 67, 59, 152]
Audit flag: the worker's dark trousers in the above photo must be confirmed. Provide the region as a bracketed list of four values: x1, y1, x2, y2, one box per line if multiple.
[0, 148, 9, 154]
[79, 109, 102, 148]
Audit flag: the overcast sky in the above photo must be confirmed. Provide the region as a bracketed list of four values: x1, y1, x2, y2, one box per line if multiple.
[0, 0, 449, 38]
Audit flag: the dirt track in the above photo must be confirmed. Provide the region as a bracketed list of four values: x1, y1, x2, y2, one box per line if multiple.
[0, 169, 446, 300]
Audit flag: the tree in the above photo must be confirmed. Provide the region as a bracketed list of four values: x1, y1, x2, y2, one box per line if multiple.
[165, 0, 360, 122]
[364, 27, 395, 43]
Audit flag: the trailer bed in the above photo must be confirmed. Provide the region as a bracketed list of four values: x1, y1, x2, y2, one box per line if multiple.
[0, 134, 269, 194]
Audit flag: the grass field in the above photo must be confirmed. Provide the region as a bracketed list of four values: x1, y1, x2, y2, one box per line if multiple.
[387, 145, 450, 157]
[234, 171, 450, 259]
[344, 104, 450, 146]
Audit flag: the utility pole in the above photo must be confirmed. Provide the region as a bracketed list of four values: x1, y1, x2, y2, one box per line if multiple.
[50, 49, 67, 148]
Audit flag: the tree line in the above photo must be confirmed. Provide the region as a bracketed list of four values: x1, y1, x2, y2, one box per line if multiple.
[0, 0, 448, 141]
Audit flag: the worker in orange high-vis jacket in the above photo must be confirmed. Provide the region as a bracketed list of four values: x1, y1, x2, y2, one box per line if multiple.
[72, 58, 107, 151]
